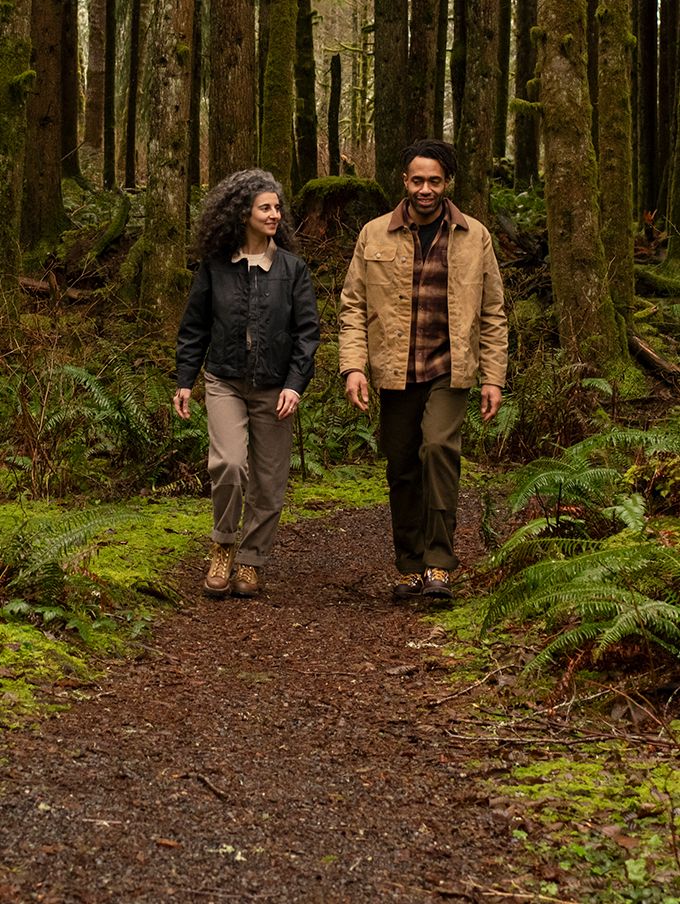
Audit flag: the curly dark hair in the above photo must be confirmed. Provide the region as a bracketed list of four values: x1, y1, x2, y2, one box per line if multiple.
[400, 139, 457, 181]
[191, 169, 296, 260]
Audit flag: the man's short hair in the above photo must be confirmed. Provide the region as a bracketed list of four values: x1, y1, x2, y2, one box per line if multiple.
[401, 139, 457, 180]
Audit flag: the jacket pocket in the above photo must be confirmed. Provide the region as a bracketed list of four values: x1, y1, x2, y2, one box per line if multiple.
[363, 244, 396, 286]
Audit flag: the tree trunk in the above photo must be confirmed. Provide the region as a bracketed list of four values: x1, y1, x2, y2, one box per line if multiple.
[450, 0, 466, 141]
[103, 0, 116, 188]
[328, 53, 341, 176]
[139, 0, 194, 323]
[295, 0, 317, 188]
[0, 0, 32, 328]
[374, 0, 408, 203]
[536, 0, 627, 372]
[124, 0, 142, 189]
[636, 0, 658, 217]
[22, 0, 68, 249]
[494, 0, 511, 159]
[258, 0, 271, 160]
[84, 0, 105, 150]
[209, 0, 256, 186]
[61, 0, 82, 181]
[453, 0, 498, 223]
[598, 0, 635, 324]
[406, 0, 439, 143]
[513, 0, 539, 188]
[187, 0, 202, 189]
[260, 0, 296, 197]
[433, 0, 448, 139]
[665, 10, 680, 269]
[587, 0, 599, 154]
[657, 0, 678, 214]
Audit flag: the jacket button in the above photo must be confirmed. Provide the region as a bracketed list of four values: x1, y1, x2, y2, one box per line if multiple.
[375, 252, 381, 258]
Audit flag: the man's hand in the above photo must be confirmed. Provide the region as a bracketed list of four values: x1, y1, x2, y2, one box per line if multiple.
[276, 388, 300, 420]
[345, 371, 369, 412]
[173, 388, 192, 420]
[480, 384, 502, 422]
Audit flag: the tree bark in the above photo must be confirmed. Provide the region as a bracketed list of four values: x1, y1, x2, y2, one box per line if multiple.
[406, 0, 439, 143]
[103, 0, 116, 188]
[450, 0, 466, 141]
[433, 0, 448, 139]
[209, 0, 256, 186]
[84, 0, 105, 149]
[328, 53, 341, 176]
[494, 0, 511, 159]
[657, 0, 678, 214]
[260, 0, 296, 196]
[258, 0, 271, 159]
[665, 9, 680, 269]
[123, 0, 142, 188]
[0, 0, 32, 328]
[587, 0, 599, 154]
[598, 0, 635, 324]
[22, 0, 68, 249]
[453, 0, 499, 223]
[187, 0, 202, 188]
[636, 0, 658, 217]
[513, 0, 539, 188]
[536, 0, 627, 371]
[139, 0, 194, 323]
[61, 0, 82, 181]
[295, 0, 318, 188]
[374, 0, 408, 203]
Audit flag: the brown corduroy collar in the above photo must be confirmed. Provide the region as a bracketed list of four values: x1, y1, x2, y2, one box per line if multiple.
[387, 197, 469, 233]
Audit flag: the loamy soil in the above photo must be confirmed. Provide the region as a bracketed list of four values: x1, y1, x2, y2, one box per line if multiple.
[0, 495, 549, 903]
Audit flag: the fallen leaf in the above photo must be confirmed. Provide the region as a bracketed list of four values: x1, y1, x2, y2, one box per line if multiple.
[155, 837, 181, 848]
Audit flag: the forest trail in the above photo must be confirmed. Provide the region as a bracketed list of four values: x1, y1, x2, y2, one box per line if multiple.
[0, 499, 531, 904]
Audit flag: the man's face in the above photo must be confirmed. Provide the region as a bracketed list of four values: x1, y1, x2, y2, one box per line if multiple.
[402, 156, 448, 224]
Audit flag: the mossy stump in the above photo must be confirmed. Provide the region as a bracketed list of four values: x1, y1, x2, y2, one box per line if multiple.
[293, 176, 390, 240]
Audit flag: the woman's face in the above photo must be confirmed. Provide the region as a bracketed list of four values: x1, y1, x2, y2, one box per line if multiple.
[245, 191, 282, 245]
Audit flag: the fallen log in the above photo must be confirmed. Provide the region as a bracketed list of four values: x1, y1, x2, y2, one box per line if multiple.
[628, 333, 680, 380]
[19, 277, 91, 303]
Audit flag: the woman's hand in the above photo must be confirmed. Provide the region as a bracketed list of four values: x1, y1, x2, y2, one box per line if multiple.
[173, 388, 192, 420]
[276, 388, 300, 420]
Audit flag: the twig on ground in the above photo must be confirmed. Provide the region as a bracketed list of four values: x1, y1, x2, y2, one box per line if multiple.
[193, 773, 231, 801]
[427, 667, 506, 706]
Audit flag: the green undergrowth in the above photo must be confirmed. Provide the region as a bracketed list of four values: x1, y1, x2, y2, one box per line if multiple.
[0, 463, 387, 726]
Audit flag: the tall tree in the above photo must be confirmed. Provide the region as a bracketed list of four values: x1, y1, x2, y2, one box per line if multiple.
[513, 0, 539, 188]
[260, 0, 296, 196]
[587, 0, 599, 153]
[209, 0, 256, 186]
[22, 0, 68, 249]
[103, 0, 116, 188]
[187, 0, 202, 188]
[665, 8, 680, 269]
[494, 0, 512, 159]
[61, 0, 82, 181]
[374, 0, 408, 202]
[598, 0, 635, 322]
[636, 0, 658, 217]
[536, 0, 627, 371]
[433, 0, 448, 139]
[406, 0, 439, 142]
[124, 0, 142, 188]
[328, 53, 341, 176]
[258, 0, 271, 157]
[84, 0, 105, 150]
[450, 0, 466, 141]
[139, 0, 194, 321]
[657, 0, 678, 213]
[0, 0, 32, 328]
[453, 0, 499, 223]
[295, 0, 318, 188]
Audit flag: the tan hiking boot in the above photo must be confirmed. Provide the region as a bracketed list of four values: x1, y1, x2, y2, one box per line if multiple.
[204, 543, 235, 597]
[393, 572, 424, 599]
[231, 564, 260, 598]
[422, 566, 453, 599]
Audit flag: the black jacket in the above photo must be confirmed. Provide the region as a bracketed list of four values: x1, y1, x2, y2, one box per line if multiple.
[176, 246, 320, 395]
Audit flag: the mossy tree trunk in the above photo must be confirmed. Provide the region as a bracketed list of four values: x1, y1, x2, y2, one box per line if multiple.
[513, 0, 539, 188]
[433, 0, 448, 139]
[328, 53, 341, 177]
[22, 0, 68, 250]
[294, 0, 317, 189]
[536, 0, 628, 372]
[257, 0, 271, 160]
[61, 0, 82, 182]
[494, 0, 512, 159]
[374, 0, 408, 203]
[103, 0, 115, 188]
[209, 0, 256, 186]
[0, 0, 32, 329]
[123, 0, 142, 189]
[450, 0, 466, 142]
[586, 0, 599, 154]
[406, 0, 439, 143]
[657, 0, 678, 215]
[350, 0, 370, 151]
[139, 0, 194, 324]
[598, 0, 635, 324]
[453, 0, 498, 223]
[260, 0, 296, 197]
[84, 0, 105, 150]
[635, 0, 658, 218]
[665, 19, 680, 270]
[187, 0, 202, 189]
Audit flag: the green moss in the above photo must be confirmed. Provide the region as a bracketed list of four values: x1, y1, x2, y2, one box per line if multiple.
[8, 67, 35, 100]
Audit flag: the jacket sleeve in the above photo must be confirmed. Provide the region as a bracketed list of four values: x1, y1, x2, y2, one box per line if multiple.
[285, 260, 320, 396]
[478, 229, 508, 387]
[176, 262, 213, 389]
[338, 227, 369, 376]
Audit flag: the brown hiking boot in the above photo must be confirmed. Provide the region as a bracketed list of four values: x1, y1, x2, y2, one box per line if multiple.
[231, 564, 260, 598]
[393, 572, 424, 599]
[204, 543, 235, 597]
[422, 566, 453, 599]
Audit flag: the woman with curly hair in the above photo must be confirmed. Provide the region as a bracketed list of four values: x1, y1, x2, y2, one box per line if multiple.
[174, 169, 320, 598]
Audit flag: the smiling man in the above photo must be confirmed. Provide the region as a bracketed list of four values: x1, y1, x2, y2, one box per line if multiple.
[339, 138, 508, 600]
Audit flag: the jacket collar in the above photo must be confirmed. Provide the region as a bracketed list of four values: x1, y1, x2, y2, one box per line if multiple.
[387, 197, 469, 232]
[231, 238, 277, 270]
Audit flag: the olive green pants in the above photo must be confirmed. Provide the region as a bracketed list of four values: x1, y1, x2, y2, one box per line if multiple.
[380, 375, 469, 574]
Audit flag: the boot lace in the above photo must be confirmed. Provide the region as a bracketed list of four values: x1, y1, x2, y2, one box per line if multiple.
[208, 545, 232, 580]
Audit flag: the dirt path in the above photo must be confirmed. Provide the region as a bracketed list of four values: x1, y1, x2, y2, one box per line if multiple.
[0, 497, 527, 903]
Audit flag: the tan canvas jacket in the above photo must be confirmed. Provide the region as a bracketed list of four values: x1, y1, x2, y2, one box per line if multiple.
[338, 199, 508, 390]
